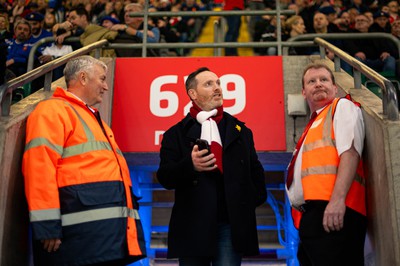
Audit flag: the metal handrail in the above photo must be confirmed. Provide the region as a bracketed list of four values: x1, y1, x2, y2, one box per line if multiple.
[0, 39, 107, 116]
[314, 37, 399, 121]
[27, 36, 81, 72]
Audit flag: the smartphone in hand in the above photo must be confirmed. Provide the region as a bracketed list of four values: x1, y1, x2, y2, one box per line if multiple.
[195, 139, 214, 167]
[195, 139, 211, 156]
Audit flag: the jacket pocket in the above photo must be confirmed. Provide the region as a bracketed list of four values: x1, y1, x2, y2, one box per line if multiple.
[77, 182, 124, 206]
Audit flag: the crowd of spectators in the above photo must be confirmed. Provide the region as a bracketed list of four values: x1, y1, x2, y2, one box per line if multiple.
[1, 0, 400, 90]
[0, 0, 213, 90]
[252, 0, 400, 75]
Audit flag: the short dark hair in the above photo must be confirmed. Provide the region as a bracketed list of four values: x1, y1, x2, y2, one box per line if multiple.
[69, 7, 90, 22]
[185, 67, 210, 92]
[302, 63, 335, 87]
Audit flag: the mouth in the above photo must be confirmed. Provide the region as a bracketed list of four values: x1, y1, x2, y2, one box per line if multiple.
[313, 90, 326, 96]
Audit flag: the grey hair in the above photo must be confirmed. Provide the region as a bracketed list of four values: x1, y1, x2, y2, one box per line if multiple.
[63, 56, 107, 86]
[125, 3, 144, 11]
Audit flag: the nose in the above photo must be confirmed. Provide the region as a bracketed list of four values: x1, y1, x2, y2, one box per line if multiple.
[315, 79, 323, 87]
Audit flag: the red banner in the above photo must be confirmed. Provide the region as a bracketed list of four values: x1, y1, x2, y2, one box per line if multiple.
[112, 56, 286, 152]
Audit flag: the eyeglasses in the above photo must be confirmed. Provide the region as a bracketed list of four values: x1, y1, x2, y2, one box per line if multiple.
[355, 19, 368, 23]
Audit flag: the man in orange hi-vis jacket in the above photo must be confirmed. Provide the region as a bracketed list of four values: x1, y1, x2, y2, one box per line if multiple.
[22, 56, 146, 266]
[285, 63, 366, 265]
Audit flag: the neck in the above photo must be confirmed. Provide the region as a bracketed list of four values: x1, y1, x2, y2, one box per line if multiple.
[290, 30, 299, 36]
[32, 29, 42, 38]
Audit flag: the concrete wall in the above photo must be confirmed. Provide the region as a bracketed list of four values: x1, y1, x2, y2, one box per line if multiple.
[0, 56, 399, 265]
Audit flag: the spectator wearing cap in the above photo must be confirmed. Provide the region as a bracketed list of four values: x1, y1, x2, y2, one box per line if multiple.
[387, 0, 400, 24]
[25, 12, 53, 46]
[101, 15, 120, 29]
[25, 11, 54, 94]
[318, 5, 341, 32]
[369, 11, 391, 32]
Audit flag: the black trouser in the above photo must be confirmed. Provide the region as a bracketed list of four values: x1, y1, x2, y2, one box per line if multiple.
[297, 200, 367, 266]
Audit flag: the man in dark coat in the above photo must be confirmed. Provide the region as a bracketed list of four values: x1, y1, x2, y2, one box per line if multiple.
[157, 67, 267, 265]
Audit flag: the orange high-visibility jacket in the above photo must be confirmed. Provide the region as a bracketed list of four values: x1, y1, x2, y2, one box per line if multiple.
[292, 98, 366, 229]
[22, 87, 146, 265]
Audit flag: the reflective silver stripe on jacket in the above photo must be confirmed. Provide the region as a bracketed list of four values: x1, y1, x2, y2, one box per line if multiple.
[30, 207, 140, 226]
[30, 208, 61, 222]
[61, 207, 140, 226]
[24, 99, 124, 157]
[25, 137, 64, 155]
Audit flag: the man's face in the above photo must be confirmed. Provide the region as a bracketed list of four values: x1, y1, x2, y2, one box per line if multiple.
[0, 16, 6, 30]
[340, 12, 350, 26]
[15, 23, 31, 42]
[83, 64, 108, 106]
[388, 1, 399, 13]
[375, 16, 388, 28]
[392, 21, 400, 37]
[302, 67, 337, 112]
[28, 20, 42, 35]
[313, 13, 328, 31]
[124, 6, 143, 28]
[354, 15, 370, 32]
[68, 11, 86, 29]
[189, 71, 223, 111]
[102, 19, 113, 29]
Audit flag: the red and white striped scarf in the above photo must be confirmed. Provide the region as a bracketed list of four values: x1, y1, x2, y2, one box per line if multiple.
[190, 102, 223, 173]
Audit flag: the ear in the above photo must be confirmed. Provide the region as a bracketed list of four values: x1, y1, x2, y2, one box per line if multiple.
[78, 71, 87, 85]
[302, 88, 306, 99]
[188, 89, 196, 100]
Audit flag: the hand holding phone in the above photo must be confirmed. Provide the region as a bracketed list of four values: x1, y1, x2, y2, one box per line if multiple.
[194, 139, 215, 169]
[195, 139, 210, 156]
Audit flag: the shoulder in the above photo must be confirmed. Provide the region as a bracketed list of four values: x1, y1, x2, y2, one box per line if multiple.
[336, 97, 361, 112]
[164, 114, 194, 134]
[223, 112, 251, 132]
[224, 112, 245, 125]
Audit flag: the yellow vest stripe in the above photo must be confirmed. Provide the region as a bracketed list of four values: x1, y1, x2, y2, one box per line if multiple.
[62, 141, 113, 158]
[25, 137, 64, 155]
[302, 165, 338, 176]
